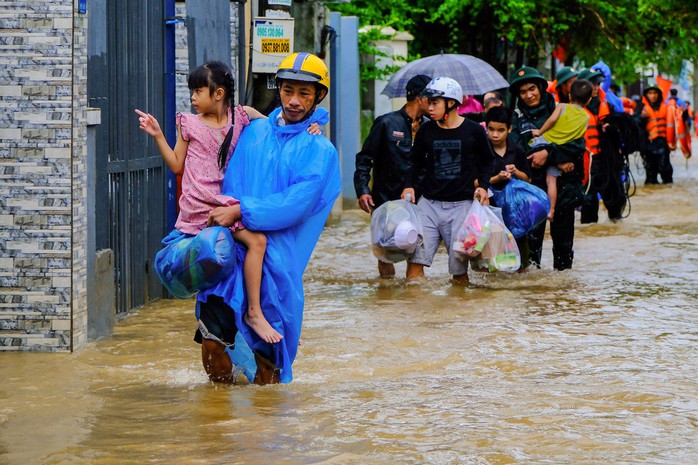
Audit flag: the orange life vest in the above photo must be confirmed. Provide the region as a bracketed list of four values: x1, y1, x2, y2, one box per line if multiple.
[642, 97, 674, 147]
[679, 125, 692, 158]
[668, 101, 692, 158]
[584, 101, 611, 156]
[621, 97, 636, 115]
[582, 91, 611, 185]
[666, 104, 676, 151]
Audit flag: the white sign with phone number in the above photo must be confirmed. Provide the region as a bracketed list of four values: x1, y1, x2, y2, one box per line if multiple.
[252, 18, 294, 73]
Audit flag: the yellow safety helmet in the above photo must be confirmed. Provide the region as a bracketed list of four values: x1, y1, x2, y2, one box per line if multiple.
[276, 52, 330, 94]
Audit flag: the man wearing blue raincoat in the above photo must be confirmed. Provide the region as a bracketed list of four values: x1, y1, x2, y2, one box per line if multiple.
[198, 52, 341, 384]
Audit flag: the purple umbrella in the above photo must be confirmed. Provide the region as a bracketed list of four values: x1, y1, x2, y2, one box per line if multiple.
[381, 53, 509, 98]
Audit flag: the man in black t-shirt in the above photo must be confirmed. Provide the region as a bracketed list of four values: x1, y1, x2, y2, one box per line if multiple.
[401, 77, 494, 285]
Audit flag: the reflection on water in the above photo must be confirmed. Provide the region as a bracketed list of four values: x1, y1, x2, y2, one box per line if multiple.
[3, 154, 698, 464]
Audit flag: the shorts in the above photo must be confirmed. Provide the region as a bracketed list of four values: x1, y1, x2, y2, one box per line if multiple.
[409, 197, 472, 276]
[530, 135, 550, 148]
[194, 295, 238, 348]
[546, 166, 561, 177]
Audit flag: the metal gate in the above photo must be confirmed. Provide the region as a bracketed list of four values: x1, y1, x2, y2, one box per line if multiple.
[89, 0, 168, 313]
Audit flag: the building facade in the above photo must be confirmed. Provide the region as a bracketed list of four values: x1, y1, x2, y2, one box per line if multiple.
[0, 1, 88, 350]
[0, 0, 357, 352]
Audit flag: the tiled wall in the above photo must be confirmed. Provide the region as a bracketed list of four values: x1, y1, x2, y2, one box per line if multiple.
[0, 1, 243, 351]
[0, 2, 87, 351]
[175, 1, 241, 113]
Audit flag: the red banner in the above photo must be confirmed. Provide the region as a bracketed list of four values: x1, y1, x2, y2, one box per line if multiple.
[656, 75, 672, 100]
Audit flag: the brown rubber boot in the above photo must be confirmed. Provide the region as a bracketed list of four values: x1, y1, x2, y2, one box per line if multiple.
[201, 339, 234, 383]
[253, 351, 280, 385]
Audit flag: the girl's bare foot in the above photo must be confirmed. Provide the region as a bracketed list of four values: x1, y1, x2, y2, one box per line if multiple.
[245, 308, 283, 344]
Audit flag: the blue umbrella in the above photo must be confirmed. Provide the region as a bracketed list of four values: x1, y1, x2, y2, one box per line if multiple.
[381, 53, 509, 98]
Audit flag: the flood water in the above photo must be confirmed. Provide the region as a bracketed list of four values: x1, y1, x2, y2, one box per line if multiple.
[2, 153, 698, 464]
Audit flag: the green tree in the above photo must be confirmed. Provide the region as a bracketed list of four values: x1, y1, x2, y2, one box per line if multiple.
[325, 0, 427, 87]
[326, 0, 698, 89]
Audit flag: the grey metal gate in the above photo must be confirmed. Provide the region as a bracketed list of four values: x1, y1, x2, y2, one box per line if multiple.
[88, 0, 168, 313]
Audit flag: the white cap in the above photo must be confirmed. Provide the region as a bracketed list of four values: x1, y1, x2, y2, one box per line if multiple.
[394, 221, 419, 249]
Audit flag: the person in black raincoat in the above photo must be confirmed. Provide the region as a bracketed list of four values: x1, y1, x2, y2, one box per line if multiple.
[508, 66, 586, 271]
[354, 74, 431, 278]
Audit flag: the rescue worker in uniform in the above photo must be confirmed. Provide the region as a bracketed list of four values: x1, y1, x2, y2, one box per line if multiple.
[634, 84, 675, 185]
[548, 66, 578, 104]
[577, 67, 626, 223]
[665, 89, 692, 159]
[509, 66, 586, 271]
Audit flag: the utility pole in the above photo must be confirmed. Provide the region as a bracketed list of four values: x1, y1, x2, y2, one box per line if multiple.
[250, 0, 293, 114]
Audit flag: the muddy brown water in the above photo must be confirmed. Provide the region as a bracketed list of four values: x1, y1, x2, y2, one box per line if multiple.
[2, 153, 698, 464]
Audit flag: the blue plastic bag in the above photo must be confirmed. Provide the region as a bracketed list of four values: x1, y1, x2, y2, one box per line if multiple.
[491, 179, 550, 238]
[154, 227, 236, 299]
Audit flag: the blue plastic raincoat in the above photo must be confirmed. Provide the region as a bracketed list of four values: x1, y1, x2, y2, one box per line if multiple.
[593, 61, 624, 114]
[197, 106, 341, 383]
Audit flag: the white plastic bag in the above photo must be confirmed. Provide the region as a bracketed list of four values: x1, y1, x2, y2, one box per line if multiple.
[470, 213, 521, 272]
[454, 203, 521, 272]
[452, 201, 493, 259]
[371, 199, 424, 263]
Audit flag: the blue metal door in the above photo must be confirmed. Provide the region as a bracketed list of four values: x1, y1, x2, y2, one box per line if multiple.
[88, 0, 168, 313]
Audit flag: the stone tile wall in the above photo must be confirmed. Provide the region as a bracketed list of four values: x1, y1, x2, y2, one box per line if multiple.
[0, 1, 241, 351]
[0, 2, 87, 351]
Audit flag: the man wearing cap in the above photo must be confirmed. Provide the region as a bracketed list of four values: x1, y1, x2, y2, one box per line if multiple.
[354, 74, 431, 278]
[577, 67, 626, 223]
[202, 52, 341, 384]
[548, 66, 578, 104]
[509, 66, 586, 270]
[634, 84, 675, 184]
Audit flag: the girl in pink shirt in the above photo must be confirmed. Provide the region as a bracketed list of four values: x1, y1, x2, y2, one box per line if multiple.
[136, 61, 282, 344]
